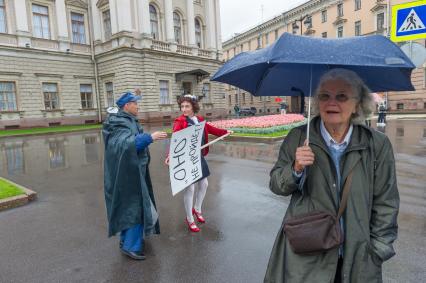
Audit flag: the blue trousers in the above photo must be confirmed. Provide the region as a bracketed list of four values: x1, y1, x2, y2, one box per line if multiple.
[120, 224, 144, 252]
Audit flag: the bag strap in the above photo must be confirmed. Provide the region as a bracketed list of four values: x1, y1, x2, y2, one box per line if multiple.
[337, 167, 355, 219]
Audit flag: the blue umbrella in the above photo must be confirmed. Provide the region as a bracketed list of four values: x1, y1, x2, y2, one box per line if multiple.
[212, 33, 415, 96]
[212, 33, 415, 140]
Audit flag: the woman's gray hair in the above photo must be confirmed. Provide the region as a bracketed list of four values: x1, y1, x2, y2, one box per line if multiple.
[311, 68, 376, 124]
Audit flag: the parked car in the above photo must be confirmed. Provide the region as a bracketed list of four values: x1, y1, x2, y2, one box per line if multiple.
[239, 107, 256, 116]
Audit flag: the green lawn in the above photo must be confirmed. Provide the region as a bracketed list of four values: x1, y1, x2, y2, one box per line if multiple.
[0, 179, 25, 200]
[0, 124, 102, 137]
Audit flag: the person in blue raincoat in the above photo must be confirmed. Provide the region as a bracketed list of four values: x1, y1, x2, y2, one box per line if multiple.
[102, 92, 167, 260]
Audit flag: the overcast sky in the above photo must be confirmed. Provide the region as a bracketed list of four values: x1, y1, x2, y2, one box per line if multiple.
[220, 0, 309, 41]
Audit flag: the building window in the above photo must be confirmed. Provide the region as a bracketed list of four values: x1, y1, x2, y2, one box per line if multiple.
[257, 36, 261, 49]
[105, 82, 114, 107]
[43, 83, 59, 110]
[337, 26, 343, 38]
[305, 16, 313, 29]
[80, 84, 93, 109]
[321, 10, 327, 23]
[173, 12, 182, 44]
[322, 32, 327, 38]
[355, 21, 361, 36]
[195, 18, 202, 48]
[182, 82, 192, 94]
[150, 5, 159, 40]
[424, 67, 426, 87]
[32, 4, 50, 39]
[275, 29, 279, 40]
[292, 22, 298, 34]
[250, 95, 253, 103]
[228, 95, 231, 106]
[240, 44, 243, 52]
[0, 0, 7, 33]
[202, 83, 210, 102]
[265, 33, 269, 45]
[337, 3, 344, 17]
[242, 93, 246, 105]
[103, 10, 111, 40]
[71, 12, 86, 44]
[355, 0, 361, 11]
[377, 12, 385, 31]
[396, 103, 404, 110]
[0, 82, 17, 111]
[159, 80, 170, 104]
[396, 128, 404, 137]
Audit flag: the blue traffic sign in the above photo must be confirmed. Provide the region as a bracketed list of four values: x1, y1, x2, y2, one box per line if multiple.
[391, 0, 426, 42]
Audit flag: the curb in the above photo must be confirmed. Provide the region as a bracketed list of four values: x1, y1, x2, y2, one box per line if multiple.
[0, 177, 37, 212]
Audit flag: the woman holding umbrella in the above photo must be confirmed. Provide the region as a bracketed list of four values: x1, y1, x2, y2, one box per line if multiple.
[165, 95, 231, 232]
[265, 69, 399, 283]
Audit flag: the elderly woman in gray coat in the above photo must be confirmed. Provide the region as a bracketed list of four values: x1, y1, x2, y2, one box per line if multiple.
[264, 68, 399, 283]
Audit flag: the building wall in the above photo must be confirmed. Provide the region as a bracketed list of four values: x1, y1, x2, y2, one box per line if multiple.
[95, 47, 226, 122]
[0, 48, 96, 128]
[0, 0, 225, 129]
[222, 0, 426, 114]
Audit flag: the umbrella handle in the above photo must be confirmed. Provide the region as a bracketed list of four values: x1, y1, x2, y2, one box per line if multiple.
[307, 96, 311, 143]
[306, 65, 313, 144]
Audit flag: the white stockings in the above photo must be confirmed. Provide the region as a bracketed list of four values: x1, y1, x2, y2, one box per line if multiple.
[183, 178, 209, 223]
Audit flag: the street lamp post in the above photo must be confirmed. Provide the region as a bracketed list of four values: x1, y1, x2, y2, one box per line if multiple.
[292, 15, 312, 36]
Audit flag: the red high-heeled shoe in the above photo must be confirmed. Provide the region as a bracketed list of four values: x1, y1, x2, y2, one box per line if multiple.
[185, 218, 200, 232]
[192, 208, 206, 223]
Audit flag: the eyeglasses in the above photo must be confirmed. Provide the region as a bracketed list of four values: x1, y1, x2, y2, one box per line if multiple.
[317, 93, 355, 102]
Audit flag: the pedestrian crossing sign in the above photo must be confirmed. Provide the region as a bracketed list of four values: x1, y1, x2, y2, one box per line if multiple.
[391, 0, 426, 42]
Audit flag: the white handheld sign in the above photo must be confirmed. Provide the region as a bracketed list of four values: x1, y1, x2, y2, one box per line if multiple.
[169, 121, 206, 196]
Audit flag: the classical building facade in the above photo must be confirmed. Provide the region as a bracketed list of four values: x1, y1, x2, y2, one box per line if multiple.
[223, 0, 426, 114]
[0, 0, 226, 129]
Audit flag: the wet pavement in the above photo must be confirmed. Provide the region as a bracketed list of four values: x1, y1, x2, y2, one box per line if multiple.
[0, 119, 425, 283]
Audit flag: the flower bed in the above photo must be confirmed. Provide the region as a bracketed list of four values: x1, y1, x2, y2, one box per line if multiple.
[210, 114, 306, 135]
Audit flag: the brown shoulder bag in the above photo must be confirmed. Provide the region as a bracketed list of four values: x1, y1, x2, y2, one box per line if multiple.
[283, 170, 354, 255]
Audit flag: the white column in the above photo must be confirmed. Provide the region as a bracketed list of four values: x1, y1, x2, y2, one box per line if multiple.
[186, 0, 196, 47]
[116, 0, 132, 32]
[55, 0, 69, 39]
[109, 0, 119, 34]
[205, 0, 216, 50]
[14, 0, 29, 33]
[90, 0, 102, 42]
[215, 0, 222, 51]
[164, 0, 174, 42]
[14, 0, 31, 47]
[138, 0, 151, 36]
